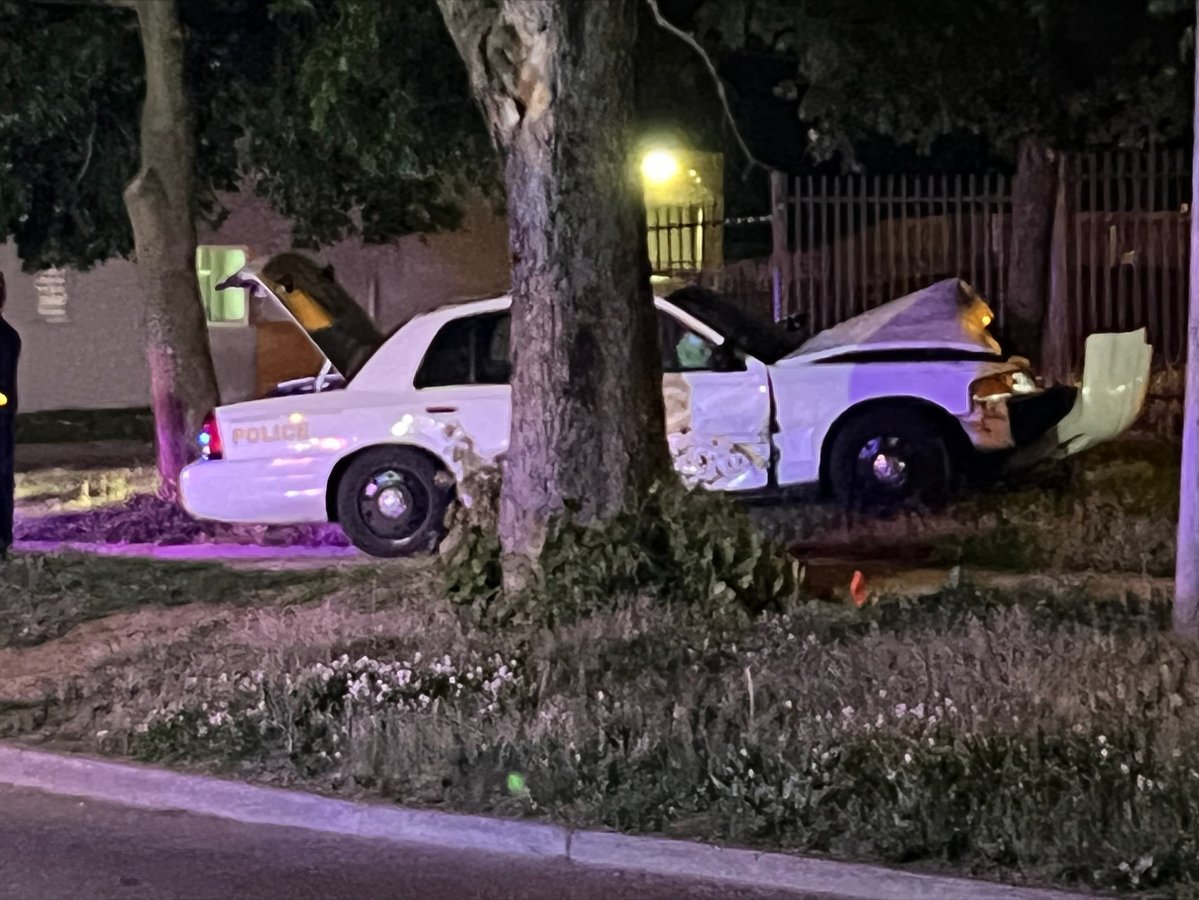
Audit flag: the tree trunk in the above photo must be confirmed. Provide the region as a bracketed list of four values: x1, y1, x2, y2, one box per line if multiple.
[1005, 137, 1058, 364]
[437, 0, 669, 585]
[1040, 154, 1071, 383]
[123, 0, 219, 500]
[1174, 0, 1199, 640]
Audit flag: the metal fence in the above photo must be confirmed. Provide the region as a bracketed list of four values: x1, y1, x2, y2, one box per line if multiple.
[781, 172, 1012, 335]
[646, 203, 720, 276]
[770, 151, 1192, 370]
[1062, 150, 1190, 366]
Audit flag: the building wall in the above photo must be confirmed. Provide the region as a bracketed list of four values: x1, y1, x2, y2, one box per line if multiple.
[0, 242, 150, 414]
[0, 192, 510, 413]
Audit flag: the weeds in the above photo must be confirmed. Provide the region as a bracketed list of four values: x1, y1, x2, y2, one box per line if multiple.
[59, 570, 1199, 895]
[443, 475, 801, 626]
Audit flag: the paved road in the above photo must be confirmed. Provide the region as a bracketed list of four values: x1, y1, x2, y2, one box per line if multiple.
[0, 786, 832, 900]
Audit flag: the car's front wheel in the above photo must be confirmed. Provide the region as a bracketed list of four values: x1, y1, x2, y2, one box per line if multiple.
[335, 447, 452, 557]
[828, 410, 953, 510]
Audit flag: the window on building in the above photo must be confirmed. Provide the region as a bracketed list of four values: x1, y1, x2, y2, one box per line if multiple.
[196, 246, 249, 325]
[34, 268, 68, 324]
[414, 312, 511, 388]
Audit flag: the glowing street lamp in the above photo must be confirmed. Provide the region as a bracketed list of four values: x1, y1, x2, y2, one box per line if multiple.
[641, 149, 679, 184]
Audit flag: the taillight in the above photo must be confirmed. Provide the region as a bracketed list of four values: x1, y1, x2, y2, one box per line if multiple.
[198, 411, 223, 460]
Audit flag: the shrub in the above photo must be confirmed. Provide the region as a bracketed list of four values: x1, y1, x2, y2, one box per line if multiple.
[442, 474, 801, 626]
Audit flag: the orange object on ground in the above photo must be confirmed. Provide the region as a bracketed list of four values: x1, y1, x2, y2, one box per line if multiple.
[851, 570, 868, 607]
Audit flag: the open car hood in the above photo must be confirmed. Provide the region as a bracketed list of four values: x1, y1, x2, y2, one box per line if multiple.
[784, 278, 1001, 361]
[217, 252, 384, 379]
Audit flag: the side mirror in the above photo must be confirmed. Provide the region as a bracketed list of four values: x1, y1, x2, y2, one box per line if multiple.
[710, 343, 746, 372]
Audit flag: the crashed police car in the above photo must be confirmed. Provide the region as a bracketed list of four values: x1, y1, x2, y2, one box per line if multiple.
[180, 254, 1151, 557]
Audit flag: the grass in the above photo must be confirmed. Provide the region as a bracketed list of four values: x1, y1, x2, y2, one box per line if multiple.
[37, 575, 1194, 896]
[0, 554, 360, 650]
[15, 465, 158, 511]
[755, 436, 1180, 577]
[0, 436, 1190, 893]
[15, 407, 155, 445]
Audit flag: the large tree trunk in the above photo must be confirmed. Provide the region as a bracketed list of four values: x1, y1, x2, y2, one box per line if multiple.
[1005, 137, 1058, 364]
[437, 0, 669, 585]
[123, 0, 219, 500]
[1174, 0, 1199, 640]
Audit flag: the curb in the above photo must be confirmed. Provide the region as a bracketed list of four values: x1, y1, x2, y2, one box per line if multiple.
[0, 743, 1083, 900]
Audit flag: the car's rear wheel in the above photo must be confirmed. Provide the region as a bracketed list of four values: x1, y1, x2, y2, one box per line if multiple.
[828, 410, 953, 510]
[335, 447, 451, 557]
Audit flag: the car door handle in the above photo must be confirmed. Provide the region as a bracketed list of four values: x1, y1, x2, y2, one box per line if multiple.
[425, 405, 458, 414]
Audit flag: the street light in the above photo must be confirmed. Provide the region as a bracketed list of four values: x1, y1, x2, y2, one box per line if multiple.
[641, 149, 679, 184]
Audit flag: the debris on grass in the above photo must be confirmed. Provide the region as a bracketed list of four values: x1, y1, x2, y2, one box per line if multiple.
[15, 494, 349, 548]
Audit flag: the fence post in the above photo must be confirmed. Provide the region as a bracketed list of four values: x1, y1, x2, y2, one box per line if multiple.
[770, 170, 790, 322]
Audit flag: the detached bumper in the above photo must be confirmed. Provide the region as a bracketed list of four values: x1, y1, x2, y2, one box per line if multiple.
[1007, 385, 1078, 447]
[1008, 329, 1152, 468]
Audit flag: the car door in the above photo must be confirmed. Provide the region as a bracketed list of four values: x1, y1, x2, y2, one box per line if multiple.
[658, 307, 772, 491]
[411, 312, 512, 461]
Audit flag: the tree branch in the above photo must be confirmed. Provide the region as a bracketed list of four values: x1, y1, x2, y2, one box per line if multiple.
[643, 0, 766, 177]
[72, 118, 98, 189]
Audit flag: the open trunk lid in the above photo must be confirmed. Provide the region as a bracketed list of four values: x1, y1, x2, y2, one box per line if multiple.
[217, 252, 385, 379]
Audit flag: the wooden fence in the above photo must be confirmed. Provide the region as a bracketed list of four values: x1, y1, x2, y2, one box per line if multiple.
[770, 150, 1192, 370]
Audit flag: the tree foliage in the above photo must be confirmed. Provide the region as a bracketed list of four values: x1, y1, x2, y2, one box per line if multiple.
[693, 0, 1195, 165]
[0, 1, 141, 270]
[0, 0, 495, 273]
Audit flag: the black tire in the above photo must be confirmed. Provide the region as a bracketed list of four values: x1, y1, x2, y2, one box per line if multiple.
[335, 446, 452, 557]
[827, 409, 954, 510]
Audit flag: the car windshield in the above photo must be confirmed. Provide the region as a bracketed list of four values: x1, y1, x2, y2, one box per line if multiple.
[666, 286, 803, 364]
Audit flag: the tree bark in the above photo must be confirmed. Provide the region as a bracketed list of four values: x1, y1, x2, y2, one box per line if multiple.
[123, 0, 219, 500]
[437, 0, 670, 584]
[1040, 154, 1071, 383]
[1005, 137, 1058, 364]
[1174, 0, 1199, 640]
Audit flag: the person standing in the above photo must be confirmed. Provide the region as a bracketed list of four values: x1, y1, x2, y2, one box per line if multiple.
[0, 272, 20, 559]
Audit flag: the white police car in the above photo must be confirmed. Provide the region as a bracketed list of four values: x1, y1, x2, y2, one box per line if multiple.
[181, 255, 1150, 557]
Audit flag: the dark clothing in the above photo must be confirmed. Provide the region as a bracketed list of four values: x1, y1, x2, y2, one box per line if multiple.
[0, 316, 20, 552]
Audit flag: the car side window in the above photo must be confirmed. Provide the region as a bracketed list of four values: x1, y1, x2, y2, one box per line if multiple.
[658, 310, 716, 372]
[414, 312, 511, 388]
[414, 317, 475, 388]
[475, 314, 511, 385]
